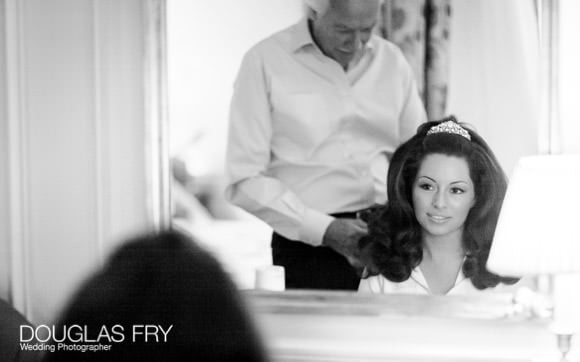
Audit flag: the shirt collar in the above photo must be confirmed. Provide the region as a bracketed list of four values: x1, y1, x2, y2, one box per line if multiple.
[290, 17, 316, 52]
[411, 260, 468, 295]
[410, 267, 430, 292]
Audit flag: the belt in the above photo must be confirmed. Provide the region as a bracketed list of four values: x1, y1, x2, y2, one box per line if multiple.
[330, 206, 381, 222]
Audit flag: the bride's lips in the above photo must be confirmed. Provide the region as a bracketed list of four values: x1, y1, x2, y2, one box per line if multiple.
[427, 213, 450, 223]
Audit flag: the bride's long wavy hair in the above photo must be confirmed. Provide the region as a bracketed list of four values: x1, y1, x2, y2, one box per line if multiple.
[361, 118, 519, 289]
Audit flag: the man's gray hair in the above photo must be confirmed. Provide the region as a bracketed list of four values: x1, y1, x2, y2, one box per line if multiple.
[303, 0, 330, 19]
[303, 0, 384, 19]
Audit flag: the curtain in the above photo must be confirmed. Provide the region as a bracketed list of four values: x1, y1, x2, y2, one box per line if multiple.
[445, 0, 539, 175]
[377, 0, 540, 175]
[377, 0, 451, 121]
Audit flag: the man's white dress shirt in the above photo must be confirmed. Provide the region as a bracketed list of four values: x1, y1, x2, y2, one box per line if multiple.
[226, 17, 426, 246]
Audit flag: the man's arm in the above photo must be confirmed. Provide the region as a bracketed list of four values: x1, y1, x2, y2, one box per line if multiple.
[225, 48, 334, 246]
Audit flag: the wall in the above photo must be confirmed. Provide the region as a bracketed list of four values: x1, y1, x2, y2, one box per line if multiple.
[167, 0, 302, 170]
[0, 0, 162, 324]
[447, 0, 540, 176]
[0, 0, 10, 301]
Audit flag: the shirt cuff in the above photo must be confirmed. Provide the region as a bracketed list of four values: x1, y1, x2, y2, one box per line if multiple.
[298, 209, 335, 247]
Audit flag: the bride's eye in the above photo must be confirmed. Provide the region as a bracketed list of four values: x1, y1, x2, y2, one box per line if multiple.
[450, 187, 465, 194]
[418, 183, 433, 191]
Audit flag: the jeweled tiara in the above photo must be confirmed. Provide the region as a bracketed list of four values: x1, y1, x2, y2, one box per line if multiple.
[426, 118, 471, 141]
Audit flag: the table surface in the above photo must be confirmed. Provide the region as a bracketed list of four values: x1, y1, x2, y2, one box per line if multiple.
[244, 290, 574, 362]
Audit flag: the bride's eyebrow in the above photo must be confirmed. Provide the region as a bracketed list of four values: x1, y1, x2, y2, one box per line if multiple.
[416, 177, 471, 185]
[417, 175, 435, 181]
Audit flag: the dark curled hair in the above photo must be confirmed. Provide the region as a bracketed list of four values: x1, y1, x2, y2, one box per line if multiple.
[360, 117, 519, 290]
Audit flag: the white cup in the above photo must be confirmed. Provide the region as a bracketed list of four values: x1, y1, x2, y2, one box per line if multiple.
[255, 265, 285, 291]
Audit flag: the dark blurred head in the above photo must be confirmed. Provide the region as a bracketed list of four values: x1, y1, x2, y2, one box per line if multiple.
[43, 230, 267, 361]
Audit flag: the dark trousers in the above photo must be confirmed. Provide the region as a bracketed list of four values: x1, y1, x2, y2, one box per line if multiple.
[271, 232, 360, 290]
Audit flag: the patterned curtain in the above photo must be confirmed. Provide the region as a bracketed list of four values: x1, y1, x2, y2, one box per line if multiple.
[376, 0, 451, 121]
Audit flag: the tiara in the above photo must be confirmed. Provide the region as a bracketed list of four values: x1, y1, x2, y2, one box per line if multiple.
[426, 119, 471, 141]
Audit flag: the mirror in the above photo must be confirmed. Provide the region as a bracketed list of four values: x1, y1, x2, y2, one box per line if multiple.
[166, 0, 542, 290]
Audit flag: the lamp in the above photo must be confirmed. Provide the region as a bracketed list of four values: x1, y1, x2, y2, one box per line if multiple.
[487, 154, 580, 361]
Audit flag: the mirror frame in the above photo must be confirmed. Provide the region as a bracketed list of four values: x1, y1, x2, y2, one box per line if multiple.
[145, 0, 172, 230]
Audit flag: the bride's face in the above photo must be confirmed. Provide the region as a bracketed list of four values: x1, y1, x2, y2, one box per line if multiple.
[412, 153, 475, 240]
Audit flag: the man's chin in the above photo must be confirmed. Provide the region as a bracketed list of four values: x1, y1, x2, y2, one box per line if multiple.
[333, 55, 354, 68]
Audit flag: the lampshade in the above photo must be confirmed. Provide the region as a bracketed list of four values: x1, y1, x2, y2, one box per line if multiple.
[487, 154, 580, 276]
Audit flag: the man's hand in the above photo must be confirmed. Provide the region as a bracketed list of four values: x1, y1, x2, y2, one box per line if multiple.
[322, 218, 368, 269]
